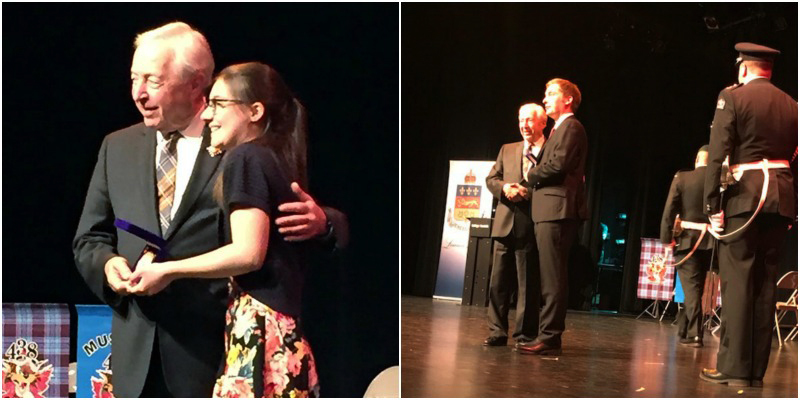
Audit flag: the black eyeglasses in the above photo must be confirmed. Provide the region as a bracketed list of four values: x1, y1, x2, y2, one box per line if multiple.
[205, 98, 245, 112]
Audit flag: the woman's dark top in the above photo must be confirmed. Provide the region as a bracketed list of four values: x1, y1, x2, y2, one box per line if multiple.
[221, 141, 306, 317]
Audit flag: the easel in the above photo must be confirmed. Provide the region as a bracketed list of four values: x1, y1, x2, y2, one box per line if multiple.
[637, 300, 668, 319]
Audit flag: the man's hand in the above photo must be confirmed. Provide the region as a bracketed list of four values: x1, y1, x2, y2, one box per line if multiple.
[709, 211, 725, 233]
[664, 240, 675, 257]
[518, 186, 530, 201]
[127, 254, 173, 296]
[276, 182, 328, 241]
[503, 183, 525, 202]
[104, 256, 132, 295]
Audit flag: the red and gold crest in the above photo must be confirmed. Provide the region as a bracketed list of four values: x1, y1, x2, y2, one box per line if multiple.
[454, 170, 481, 221]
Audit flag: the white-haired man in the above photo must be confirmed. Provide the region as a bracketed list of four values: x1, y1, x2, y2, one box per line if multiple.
[484, 103, 546, 348]
[74, 22, 337, 397]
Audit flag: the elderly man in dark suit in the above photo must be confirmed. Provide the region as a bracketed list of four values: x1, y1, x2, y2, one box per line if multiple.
[73, 22, 337, 397]
[701, 42, 797, 388]
[484, 103, 547, 347]
[660, 145, 714, 348]
[518, 78, 588, 356]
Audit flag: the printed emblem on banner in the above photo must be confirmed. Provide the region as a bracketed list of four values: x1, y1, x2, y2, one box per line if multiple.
[90, 354, 114, 398]
[454, 169, 481, 222]
[646, 255, 667, 284]
[716, 98, 725, 110]
[2, 338, 54, 398]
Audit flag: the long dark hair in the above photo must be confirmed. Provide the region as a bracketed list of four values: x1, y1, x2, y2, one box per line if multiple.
[217, 62, 308, 187]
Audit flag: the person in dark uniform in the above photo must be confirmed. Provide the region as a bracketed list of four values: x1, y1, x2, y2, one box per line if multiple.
[518, 79, 589, 356]
[701, 42, 798, 387]
[660, 145, 714, 348]
[483, 103, 547, 347]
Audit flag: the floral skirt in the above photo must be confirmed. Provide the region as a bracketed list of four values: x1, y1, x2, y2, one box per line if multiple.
[213, 282, 320, 398]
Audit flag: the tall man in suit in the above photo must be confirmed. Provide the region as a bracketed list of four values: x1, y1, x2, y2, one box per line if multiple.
[700, 43, 797, 387]
[518, 78, 588, 356]
[660, 145, 714, 348]
[484, 103, 547, 347]
[73, 22, 335, 397]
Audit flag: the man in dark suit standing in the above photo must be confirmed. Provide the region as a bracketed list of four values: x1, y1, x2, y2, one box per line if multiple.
[660, 145, 714, 348]
[518, 79, 588, 356]
[701, 43, 797, 388]
[484, 103, 547, 347]
[73, 22, 335, 397]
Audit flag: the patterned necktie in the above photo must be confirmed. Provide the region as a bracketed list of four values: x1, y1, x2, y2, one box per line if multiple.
[523, 145, 535, 181]
[156, 131, 179, 235]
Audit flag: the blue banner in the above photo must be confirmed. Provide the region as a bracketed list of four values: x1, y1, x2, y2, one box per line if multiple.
[674, 273, 685, 304]
[76, 305, 114, 398]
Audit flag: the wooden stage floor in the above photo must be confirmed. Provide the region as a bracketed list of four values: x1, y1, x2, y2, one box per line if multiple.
[401, 295, 798, 398]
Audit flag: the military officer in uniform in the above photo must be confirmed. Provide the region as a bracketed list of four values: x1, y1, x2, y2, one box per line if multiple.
[483, 103, 547, 347]
[701, 42, 798, 387]
[660, 145, 714, 348]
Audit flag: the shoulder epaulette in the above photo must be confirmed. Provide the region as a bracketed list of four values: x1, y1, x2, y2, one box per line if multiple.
[724, 83, 743, 92]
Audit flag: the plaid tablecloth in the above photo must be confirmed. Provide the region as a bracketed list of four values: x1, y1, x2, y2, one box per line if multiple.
[637, 238, 676, 301]
[2, 303, 70, 398]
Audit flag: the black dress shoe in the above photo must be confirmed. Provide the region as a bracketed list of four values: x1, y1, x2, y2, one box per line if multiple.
[517, 341, 562, 356]
[514, 339, 535, 349]
[679, 336, 703, 348]
[751, 379, 763, 388]
[699, 368, 750, 387]
[483, 336, 508, 346]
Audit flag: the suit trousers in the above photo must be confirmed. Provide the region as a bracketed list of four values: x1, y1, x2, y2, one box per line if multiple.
[534, 219, 579, 346]
[487, 211, 539, 342]
[716, 213, 790, 380]
[675, 249, 711, 339]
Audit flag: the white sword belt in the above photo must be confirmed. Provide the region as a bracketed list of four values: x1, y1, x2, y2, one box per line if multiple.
[710, 158, 790, 240]
[730, 159, 790, 180]
[680, 221, 708, 231]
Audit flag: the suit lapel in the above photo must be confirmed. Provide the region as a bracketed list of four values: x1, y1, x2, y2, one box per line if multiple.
[137, 126, 161, 234]
[511, 141, 524, 181]
[539, 115, 573, 162]
[165, 127, 223, 239]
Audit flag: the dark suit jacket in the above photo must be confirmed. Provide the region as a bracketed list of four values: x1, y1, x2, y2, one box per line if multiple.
[660, 167, 713, 251]
[526, 116, 589, 222]
[73, 123, 228, 397]
[704, 79, 798, 218]
[486, 141, 534, 238]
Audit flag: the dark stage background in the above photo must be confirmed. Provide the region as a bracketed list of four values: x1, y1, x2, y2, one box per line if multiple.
[402, 3, 798, 313]
[2, 3, 398, 397]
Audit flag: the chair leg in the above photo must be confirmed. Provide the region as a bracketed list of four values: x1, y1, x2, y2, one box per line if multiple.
[787, 326, 798, 342]
[774, 309, 786, 332]
[787, 311, 798, 342]
[775, 311, 783, 348]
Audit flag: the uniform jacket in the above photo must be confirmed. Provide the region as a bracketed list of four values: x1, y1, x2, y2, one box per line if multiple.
[660, 167, 714, 251]
[704, 79, 798, 218]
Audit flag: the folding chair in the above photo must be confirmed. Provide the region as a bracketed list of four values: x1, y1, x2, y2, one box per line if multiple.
[774, 271, 798, 347]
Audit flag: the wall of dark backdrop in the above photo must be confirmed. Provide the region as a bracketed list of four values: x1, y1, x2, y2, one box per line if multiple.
[402, 3, 798, 313]
[2, 3, 398, 397]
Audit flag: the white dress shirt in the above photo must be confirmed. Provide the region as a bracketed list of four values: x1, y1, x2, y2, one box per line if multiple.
[155, 113, 205, 219]
[552, 112, 574, 132]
